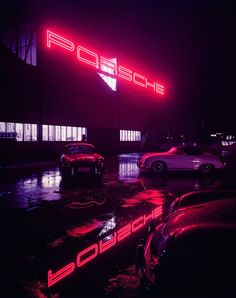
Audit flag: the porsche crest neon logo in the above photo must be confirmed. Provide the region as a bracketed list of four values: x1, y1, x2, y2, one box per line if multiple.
[46, 30, 164, 95]
[47, 205, 162, 287]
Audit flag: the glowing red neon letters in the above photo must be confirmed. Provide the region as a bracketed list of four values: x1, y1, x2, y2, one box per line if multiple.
[47, 206, 162, 287]
[46, 30, 164, 95]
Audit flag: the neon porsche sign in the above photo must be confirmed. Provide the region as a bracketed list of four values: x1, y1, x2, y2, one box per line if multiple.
[46, 30, 164, 96]
[47, 205, 162, 287]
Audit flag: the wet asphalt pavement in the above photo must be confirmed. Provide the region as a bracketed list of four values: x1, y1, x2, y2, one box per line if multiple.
[1, 152, 236, 298]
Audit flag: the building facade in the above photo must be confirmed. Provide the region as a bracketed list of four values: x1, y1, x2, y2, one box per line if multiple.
[0, 12, 165, 162]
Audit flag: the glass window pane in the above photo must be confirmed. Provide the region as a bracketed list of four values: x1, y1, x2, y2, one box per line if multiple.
[121, 130, 125, 141]
[24, 124, 31, 141]
[131, 131, 134, 141]
[83, 127, 87, 140]
[49, 125, 55, 141]
[128, 130, 131, 141]
[123, 130, 126, 141]
[16, 123, 23, 141]
[66, 126, 72, 141]
[138, 131, 141, 141]
[61, 126, 66, 141]
[0, 122, 6, 132]
[7, 122, 15, 132]
[72, 127, 77, 141]
[42, 125, 48, 141]
[77, 127, 82, 141]
[31, 124, 37, 141]
[55, 126, 61, 141]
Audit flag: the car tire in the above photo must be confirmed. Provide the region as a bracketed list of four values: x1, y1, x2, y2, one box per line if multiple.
[152, 161, 166, 174]
[199, 163, 214, 174]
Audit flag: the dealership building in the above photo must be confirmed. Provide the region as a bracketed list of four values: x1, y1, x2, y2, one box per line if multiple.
[0, 8, 166, 162]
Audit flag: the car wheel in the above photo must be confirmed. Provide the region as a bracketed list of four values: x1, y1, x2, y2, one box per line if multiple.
[152, 161, 166, 174]
[199, 163, 214, 174]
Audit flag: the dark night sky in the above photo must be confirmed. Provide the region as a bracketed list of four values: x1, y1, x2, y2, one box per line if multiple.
[1, 0, 235, 134]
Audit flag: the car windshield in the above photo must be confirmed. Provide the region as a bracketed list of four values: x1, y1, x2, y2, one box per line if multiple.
[168, 146, 203, 155]
[66, 145, 95, 154]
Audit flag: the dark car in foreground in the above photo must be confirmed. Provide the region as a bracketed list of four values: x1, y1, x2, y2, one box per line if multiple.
[59, 142, 105, 178]
[135, 191, 236, 296]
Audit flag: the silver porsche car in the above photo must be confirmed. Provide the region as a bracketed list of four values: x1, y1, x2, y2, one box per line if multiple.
[137, 145, 225, 174]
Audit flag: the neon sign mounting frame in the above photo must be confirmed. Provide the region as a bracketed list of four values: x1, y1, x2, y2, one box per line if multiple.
[46, 30, 164, 96]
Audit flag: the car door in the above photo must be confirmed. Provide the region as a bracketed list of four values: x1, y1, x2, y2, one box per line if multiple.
[167, 148, 193, 170]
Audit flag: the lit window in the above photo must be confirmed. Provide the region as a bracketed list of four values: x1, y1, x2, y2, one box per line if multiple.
[66, 126, 72, 141]
[82, 127, 87, 141]
[120, 130, 141, 142]
[55, 126, 61, 141]
[131, 131, 134, 141]
[77, 127, 81, 141]
[136, 131, 141, 141]
[0, 121, 37, 141]
[6, 122, 15, 132]
[31, 124, 37, 141]
[0, 122, 6, 132]
[61, 126, 66, 141]
[49, 125, 55, 141]
[124, 130, 127, 141]
[42, 125, 48, 141]
[24, 124, 31, 141]
[82, 127, 86, 135]
[16, 123, 23, 141]
[72, 127, 77, 141]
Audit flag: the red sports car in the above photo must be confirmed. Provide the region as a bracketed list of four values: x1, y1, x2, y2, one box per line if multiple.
[59, 142, 105, 177]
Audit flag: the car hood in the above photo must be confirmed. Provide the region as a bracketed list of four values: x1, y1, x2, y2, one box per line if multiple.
[63, 153, 102, 163]
[162, 198, 236, 235]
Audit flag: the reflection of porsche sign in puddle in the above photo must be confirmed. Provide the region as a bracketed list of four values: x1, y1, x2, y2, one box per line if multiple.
[48, 206, 162, 287]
